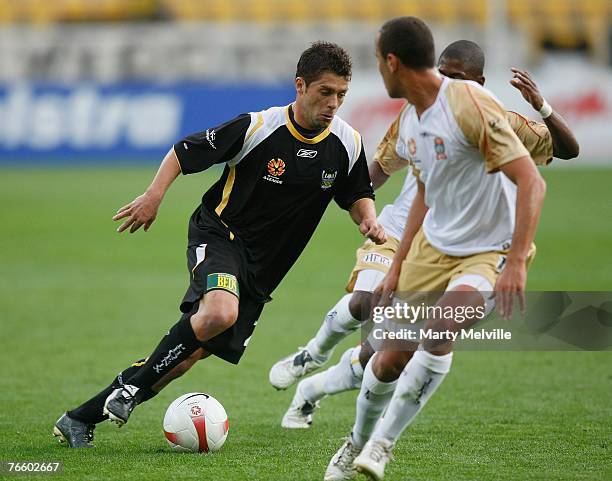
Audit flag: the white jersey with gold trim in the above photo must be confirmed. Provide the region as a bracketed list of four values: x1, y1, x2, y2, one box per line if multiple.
[403, 77, 530, 256]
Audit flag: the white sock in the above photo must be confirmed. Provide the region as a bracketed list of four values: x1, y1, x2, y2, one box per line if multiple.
[300, 346, 364, 403]
[351, 354, 397, 449]
[306, 294, 361, 361]
[371, 350, 453, 444]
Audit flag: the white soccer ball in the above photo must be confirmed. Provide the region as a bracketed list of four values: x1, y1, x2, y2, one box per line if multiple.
[163, 392, 229, 453]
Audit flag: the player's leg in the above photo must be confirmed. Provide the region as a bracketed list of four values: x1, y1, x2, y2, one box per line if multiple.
[354, 282, 490, 480]
[54, 348, 211, 448]
[270, 238, 397, 390]
[282, 340, 375, 429]
[104, 290, 238, 426]
[324, 346, 408, 481]
[326, 228, 452, 479]
[269, 288, 374, 390]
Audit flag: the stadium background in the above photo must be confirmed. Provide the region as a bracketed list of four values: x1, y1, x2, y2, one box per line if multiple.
[1, 2, 610, 480]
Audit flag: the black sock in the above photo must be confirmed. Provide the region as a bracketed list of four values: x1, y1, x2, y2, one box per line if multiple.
[67, 359, 153, 424]
[124, 309, 201, 390]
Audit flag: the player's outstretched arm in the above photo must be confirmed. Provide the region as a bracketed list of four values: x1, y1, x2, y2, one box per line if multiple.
[496, 155, 547, 319]
[373, 179, 427, 307]
[113, 148, 181, 234]
[369, 160, 390, 190]
[349, 198, 387, 245]
[510, 68, 579, 159]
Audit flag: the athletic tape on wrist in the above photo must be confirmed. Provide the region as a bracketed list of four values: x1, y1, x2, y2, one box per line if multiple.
[538, 99, 553, 119]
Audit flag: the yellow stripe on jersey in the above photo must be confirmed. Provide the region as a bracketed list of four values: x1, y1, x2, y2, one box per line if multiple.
[354, 130, 361, 159]
[373, 103, 410, 176]
[246, 112, 264, 142]
[215, 165, 236, 216]
[284, 106, 331, 144]
[506, 111, 553, 166]
[445, 82, 529, 173]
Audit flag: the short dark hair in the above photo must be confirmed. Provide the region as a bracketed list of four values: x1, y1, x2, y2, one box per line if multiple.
[439, 40, 485, 76]
[378, 17, 435, 69]
[296, 41, 352, 85]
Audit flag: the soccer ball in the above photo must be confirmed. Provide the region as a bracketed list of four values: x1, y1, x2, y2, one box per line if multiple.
[163, 393, 229, 453]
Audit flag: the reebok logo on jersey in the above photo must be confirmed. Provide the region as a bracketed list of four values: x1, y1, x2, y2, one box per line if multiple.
[297, 149, 318, 158]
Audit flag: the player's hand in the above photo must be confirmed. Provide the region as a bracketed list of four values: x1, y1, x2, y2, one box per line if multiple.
[494, 259, 527, 321]
[360, 218, 387, 245]
[372, 269, 399, 310]
[113, 191, 162, 234]
[509, 68, 544, 111]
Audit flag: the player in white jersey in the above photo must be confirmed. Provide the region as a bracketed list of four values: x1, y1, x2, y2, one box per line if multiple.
[269, 39, 578, 432]
[325, 17, 549, 480]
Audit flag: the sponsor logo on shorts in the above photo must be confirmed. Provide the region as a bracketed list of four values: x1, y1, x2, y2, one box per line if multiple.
[363, 253, 392, 267]
[297, 148, 318, 158]
[207, 273, 239, 297]
[321, 169, 337, 189]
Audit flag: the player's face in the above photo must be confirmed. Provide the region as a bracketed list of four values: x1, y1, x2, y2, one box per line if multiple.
[296, 72, 349, 130]
[438, 57, 485, 85]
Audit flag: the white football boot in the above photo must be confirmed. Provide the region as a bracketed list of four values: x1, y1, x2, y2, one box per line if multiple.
[281, 383, 321, 429]
[269, 347, 327, 390]
[324, 436, 362, 481]
[353, 438, 394, 481]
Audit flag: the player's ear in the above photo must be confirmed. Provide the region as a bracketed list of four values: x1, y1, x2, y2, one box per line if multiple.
[295, 77, 306, 95]
[387, 53, 399, 73]
[478, 75, 486, 86]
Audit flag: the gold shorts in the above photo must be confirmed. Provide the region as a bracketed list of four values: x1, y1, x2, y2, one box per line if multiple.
[346, 236, 400, 292]
[397, 228, 536, 292]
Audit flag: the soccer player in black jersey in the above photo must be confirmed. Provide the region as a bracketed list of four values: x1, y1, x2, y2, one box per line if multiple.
[53, 41, 386, 448]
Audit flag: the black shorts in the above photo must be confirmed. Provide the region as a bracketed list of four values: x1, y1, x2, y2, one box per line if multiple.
[180, 212, 266, 365]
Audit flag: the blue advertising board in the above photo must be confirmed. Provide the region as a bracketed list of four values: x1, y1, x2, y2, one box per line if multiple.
[0, 82, 294, 164]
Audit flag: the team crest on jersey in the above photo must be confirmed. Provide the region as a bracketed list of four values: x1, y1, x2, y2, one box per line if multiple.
[408, 138, 417, 156]
[321, 169, 337, 190]
[267, 158, 286, 177]
[434, 137, 447, 160]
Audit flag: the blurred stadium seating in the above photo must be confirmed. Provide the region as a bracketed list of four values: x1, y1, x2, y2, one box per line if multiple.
[0, 1, 610, 164]
[0, 1, 609, 64]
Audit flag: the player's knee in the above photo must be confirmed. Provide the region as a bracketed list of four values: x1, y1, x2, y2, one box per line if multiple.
[190, 302, 238, 341]
[430, 316, 455, 333]
[373, 351, 412, 382]
[359, 341, 375, 369]
[349, 291, 372, 321]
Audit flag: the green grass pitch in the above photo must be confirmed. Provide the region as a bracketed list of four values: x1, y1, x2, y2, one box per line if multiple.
[0, 166, 610, 480]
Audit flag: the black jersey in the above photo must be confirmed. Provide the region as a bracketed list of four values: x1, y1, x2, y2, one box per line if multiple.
[174, 104, 374, 299]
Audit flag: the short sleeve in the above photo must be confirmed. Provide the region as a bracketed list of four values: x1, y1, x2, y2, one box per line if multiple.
[374, 109, 410, 175]
[446, 82, 530, 173]
[334, 143, 375, 210]
[506, 111, 553, 166]
[173, 114, 251, 175]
